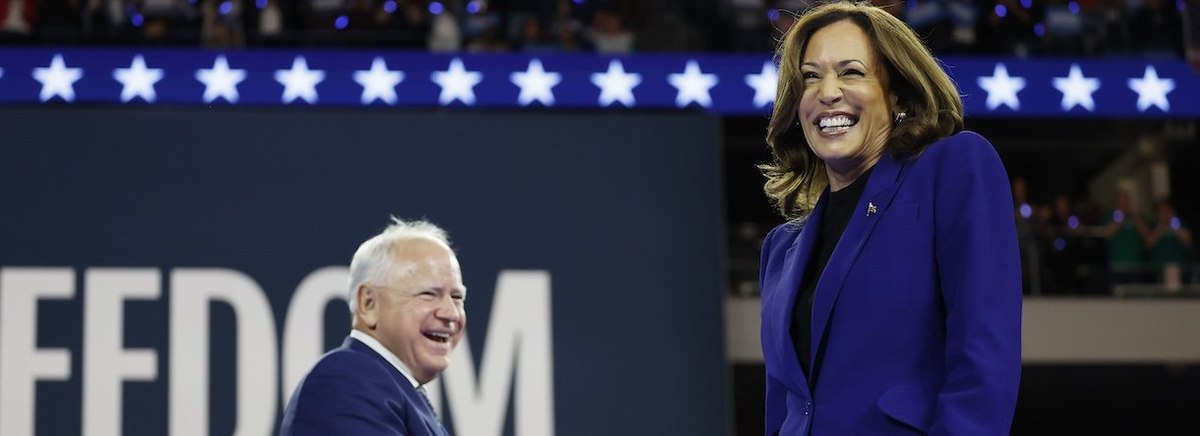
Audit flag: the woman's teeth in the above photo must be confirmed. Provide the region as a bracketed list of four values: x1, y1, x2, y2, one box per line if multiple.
[817, 115, 856, 133]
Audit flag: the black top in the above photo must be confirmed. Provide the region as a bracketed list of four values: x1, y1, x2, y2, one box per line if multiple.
[790, 167, 873, 387]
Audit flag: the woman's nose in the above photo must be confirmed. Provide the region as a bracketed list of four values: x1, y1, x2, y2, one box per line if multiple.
[816, 77, 842, 105]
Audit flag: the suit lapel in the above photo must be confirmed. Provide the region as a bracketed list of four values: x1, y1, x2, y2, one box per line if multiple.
[348, 337, 447, 436]
[767, 195, 826, 393]
[808, 154, 909, 379]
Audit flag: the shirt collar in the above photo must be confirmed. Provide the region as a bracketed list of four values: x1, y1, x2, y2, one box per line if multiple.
[349, 329, 419, 388]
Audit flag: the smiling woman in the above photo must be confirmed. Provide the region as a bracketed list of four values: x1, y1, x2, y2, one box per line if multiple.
[755, 2, 1022, 435]
[795, 20, 895, 191]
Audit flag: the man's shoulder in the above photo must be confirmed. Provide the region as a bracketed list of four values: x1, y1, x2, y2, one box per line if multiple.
[307, 342, 389, 378]
[292, 342, 407, 406]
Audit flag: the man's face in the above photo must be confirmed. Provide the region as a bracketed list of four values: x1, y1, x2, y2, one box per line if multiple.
[371, 237, 466, 384]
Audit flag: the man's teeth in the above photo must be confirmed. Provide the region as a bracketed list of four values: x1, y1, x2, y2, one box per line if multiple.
[427, 332, 450, 342]
[818, 115, 856, 129]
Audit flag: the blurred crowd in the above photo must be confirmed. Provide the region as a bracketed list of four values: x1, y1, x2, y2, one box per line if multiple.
[1013, 176, 1195, 296]
[0, 0, 1194, 57]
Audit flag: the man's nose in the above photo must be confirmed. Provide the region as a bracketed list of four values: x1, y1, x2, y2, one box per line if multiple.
[434, 297, 461, 322]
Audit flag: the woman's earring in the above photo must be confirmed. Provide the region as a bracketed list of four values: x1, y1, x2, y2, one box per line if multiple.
[893, 111, 907, 125]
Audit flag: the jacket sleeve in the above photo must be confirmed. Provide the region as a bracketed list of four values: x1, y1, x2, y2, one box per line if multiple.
[928, 134, 1023, 435]
[759, 224, 786, 436]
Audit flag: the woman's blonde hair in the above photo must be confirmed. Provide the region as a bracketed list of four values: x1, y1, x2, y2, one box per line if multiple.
[761, 1, 964, 219]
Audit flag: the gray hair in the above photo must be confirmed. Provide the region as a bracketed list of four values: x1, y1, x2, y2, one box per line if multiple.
[347, 217, 452, 313]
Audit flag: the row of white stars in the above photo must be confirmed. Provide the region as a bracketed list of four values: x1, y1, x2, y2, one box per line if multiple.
[16, 53, 781, 108]
[977, 63, 1177, 112]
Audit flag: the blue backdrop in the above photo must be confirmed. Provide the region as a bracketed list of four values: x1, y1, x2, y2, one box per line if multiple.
[0, 48, 1196, 117]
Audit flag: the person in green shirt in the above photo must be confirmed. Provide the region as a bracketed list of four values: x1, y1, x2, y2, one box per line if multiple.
[1145, 199, 1194, 285]
[1101, 189, 1150, 284]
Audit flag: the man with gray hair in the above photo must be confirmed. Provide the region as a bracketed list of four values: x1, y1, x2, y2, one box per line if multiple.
[281, 217, 466, 435]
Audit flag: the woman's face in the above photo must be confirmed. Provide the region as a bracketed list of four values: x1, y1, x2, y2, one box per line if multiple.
[797, 19, 896, 177]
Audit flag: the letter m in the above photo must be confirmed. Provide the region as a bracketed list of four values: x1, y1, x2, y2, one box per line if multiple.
[435, 270, 554, 436]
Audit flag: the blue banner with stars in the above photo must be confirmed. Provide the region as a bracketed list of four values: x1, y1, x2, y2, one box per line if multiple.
[0, 47, 1195, 117]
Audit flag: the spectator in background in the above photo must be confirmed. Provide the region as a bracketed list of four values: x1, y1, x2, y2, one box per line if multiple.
[253, 0, 286, 45]
[1084, 0, 1131, 55]
[586, 6, 632, 53]
[139, 0, 198, 44]
[547, 0, 586, 51]
[427, 0, 461, 52]
[905, 0, 979, 54]
[0, 0, 37, 42]
[513, 16, 554, 52]
[364, 0, 429, 49]
[36, 0, 83, 43]
[720, 0, 769, 52]
[1146, 199, 1194, 286]
[463, 0, 507, 51]
[1042, 194, 1079, 292]
[1130, 0, 1185, 56]
[1101, 188, 1150, 284]
[199, 0, 244, 48]
[1042, 0, 1086, 55]
[1013, 177, 1045, 294]
[978, 0, 1040, 56]
[1186, 0, 1200, 70]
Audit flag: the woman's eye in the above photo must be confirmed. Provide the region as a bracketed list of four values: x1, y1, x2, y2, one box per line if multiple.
[842, 69, 864, 77]
[801, 71, 819, 81]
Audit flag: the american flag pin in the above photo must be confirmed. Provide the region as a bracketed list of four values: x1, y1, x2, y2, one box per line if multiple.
[867, 202, 877, 217]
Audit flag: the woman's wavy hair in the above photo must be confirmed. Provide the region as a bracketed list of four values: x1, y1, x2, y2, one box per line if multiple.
[760, 1, 964, 219]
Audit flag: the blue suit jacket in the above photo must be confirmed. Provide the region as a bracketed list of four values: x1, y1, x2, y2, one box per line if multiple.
[280, 336, 449, 436]
[760, 132, 1022, 435]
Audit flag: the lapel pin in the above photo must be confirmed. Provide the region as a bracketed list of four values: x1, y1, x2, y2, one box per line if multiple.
[866, 202, 877, 217]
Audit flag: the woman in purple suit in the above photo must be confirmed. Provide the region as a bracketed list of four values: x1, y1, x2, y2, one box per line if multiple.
[758, 2, 1022, 435]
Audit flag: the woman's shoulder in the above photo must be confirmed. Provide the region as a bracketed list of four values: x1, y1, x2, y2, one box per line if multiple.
[764, 217, 807, 247]
[924, 130, 995, 157]
[915, 130, 1003, 169]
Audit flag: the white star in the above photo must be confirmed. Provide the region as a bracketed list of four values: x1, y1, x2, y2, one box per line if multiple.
[976, 63, 1025, 111]
[353, 57, 405, 105]
[590, 59, 642, 107]
[431, 58, 483, 106]
[275, 56, 325, 104]
[113, 55, 164, 103]
[668, 60, 719, 108]
[1052, 64, 1100, 112]
[510, 59, 562, 106]
[32, 54, 84, 103]
[195, 56, 246, 103]
[745, 61, 778, 108]
[1127, 65, 1175, 113]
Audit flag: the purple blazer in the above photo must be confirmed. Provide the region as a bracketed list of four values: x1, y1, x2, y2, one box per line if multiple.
[759, 131, 1022, 435]
[280, 336, 449, 436]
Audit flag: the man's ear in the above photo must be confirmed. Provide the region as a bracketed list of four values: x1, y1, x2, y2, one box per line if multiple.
[356, 285, 379, 329]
